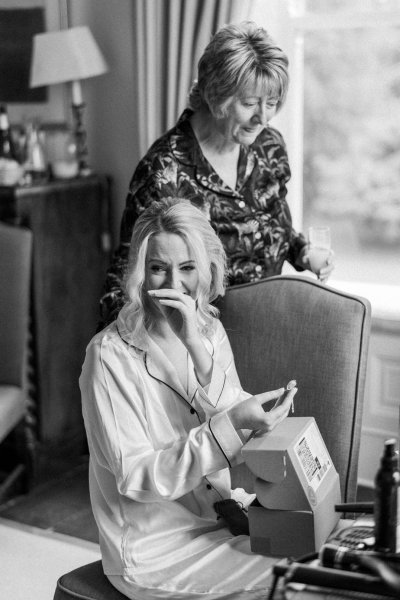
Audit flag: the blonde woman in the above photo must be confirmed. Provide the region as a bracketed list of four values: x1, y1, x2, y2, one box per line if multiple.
[81, 198, 297, 599]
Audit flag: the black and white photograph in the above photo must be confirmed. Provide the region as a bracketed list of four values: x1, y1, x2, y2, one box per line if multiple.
[0, 1, 399, 599]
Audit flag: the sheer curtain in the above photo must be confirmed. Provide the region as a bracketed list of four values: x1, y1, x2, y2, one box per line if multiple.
[133, 0, 253, 155]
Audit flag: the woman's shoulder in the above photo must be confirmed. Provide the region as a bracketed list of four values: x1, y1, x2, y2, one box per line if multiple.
[85, 321, 143, 363]
[254, 125, 286, 149]
[207, 317, 228, 345]
[135, 132, 176, 174]
[85, 323, 124, 356]
[252, 125, 289, 169]
[129, 122, 189, 191]
[138, 109, 194, 166]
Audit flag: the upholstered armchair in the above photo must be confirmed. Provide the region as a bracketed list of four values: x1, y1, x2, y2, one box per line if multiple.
[220, 275, 371, 504]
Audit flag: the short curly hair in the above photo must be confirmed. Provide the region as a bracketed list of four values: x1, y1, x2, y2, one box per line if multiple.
[188, 21, 289, 117]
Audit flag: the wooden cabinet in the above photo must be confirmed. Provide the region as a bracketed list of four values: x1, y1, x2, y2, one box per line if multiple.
[0, 176, 112, 467]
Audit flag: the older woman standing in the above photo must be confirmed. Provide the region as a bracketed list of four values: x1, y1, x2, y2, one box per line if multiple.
[100, 21, 333, 327]
[81, 198, 297, 599]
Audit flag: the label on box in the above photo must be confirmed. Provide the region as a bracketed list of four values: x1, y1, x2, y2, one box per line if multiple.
[294, 421, 332, 491]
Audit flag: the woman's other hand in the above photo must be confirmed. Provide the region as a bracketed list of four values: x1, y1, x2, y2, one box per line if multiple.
[227, 386, 298, 433]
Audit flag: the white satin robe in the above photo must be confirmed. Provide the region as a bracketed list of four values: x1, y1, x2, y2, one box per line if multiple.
[80, 304, 279, 599]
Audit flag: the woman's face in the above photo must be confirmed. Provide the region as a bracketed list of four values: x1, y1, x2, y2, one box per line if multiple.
[144, 232, 199, 315]
[216, 87, 278, 146]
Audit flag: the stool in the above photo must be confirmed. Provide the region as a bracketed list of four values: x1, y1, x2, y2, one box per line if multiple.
[53, 560, 128, 600]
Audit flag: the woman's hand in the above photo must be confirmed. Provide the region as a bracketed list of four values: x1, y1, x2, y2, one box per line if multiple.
[299, 246, 335, 283]
[228, 386, 297, 433]
[148, 288, 213, 387]
[318, 251, 335, 283]
[147, 289, 200, 346]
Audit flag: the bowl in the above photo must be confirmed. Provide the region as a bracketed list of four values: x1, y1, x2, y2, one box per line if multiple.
[0, 159, 24, 186]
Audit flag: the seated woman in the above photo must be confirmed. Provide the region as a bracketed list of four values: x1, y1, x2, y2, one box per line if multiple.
[80, 197, 297, 600]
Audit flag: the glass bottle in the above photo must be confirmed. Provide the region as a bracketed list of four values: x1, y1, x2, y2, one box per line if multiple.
[23, 121, 48, 184]
[374, 438, 400, 553]
[0, 104, 18, 161]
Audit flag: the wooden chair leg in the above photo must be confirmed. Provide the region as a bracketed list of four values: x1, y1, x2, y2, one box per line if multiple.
[0, 414, 38, 504]
[18, 414, 38, 493]
[0, 464, 25, 504]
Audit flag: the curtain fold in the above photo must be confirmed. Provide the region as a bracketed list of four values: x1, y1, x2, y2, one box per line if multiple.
[133, 0, 254, 156]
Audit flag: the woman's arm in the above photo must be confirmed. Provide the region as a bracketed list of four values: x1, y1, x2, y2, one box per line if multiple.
[260, 126, 308, 272]
[81, 330, 295, 502]
[80, 336, 243, 502]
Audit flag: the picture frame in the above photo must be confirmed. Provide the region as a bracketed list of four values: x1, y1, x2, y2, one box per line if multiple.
[1, 0, 68, 126]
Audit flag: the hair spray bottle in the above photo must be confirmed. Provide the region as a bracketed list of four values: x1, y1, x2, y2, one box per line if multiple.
[374, 438, 400, 553]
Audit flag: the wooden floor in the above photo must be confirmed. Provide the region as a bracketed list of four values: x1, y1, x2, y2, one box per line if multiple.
[0, 455, 374, 545]
[0, 454, 98, 543]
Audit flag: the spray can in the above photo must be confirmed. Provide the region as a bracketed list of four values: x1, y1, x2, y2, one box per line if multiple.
[374, 438, 400, 553]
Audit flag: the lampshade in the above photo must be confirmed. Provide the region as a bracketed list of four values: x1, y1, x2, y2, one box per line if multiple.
[30, 25, 108, 88]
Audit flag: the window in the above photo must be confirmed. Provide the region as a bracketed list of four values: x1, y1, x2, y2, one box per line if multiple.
[292, 0, 400, 286]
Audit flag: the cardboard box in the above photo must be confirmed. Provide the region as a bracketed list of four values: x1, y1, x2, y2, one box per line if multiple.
[242, 417, 341, 557]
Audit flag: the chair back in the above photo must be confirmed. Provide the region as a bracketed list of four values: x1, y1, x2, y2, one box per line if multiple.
[0, 223, 32, 387]
[219, 275, 371, 503]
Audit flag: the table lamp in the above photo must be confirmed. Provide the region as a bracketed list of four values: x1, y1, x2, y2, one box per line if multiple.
[30, 25, 108, 176]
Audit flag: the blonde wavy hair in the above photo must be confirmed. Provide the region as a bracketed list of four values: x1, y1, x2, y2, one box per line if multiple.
[123, 198, 227, 342]
[188, 21, 289, 117]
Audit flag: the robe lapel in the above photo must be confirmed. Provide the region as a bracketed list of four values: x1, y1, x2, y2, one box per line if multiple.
[145, 337, 189, 402]
[169, 111, 258, 196]
[116, 303, 215, 406]
[186, 354, 198, 404]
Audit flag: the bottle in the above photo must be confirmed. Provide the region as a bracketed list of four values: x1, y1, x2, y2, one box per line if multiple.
[374, 438, 400, 553]
[0, 104, 18, 161]
[23, 121, 47, 183]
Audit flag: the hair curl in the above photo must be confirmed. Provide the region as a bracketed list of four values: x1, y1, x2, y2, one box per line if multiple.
[188, 21, 289, 117]
[123, 198, 227, 342]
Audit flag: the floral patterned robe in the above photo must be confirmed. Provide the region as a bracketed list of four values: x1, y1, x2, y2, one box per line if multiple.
[99, 109, 306, 327]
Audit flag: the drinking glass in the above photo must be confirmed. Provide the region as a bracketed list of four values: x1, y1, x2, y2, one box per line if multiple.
[308, 226, 331, 280]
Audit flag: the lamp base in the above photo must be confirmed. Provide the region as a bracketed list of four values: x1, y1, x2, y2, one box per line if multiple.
[71, 102, 92, 176]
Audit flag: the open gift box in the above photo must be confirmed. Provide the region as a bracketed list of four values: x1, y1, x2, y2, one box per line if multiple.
[242, 417, 341, 557]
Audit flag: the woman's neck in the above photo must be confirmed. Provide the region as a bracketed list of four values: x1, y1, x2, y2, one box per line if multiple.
[147, 317, 176, 343]
[190, 109, 238, 155]
[190, 109, 240, 189]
